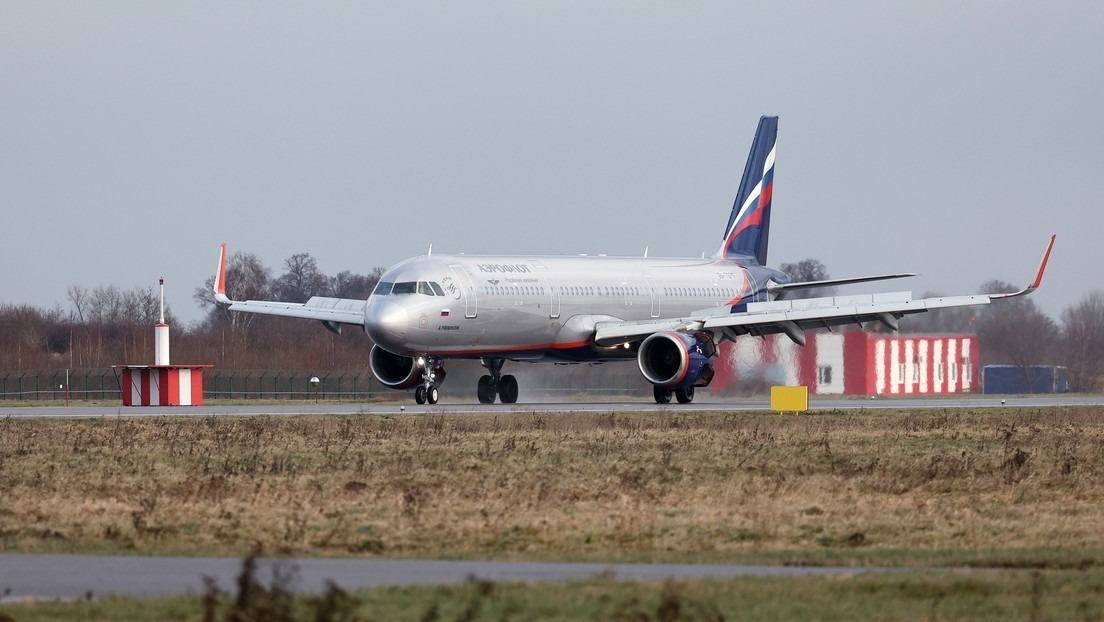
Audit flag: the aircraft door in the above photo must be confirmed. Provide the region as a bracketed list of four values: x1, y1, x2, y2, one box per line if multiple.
[644, 275, 660, 318]
[448, 264, 479, 318]
[534, 264, 560, 319]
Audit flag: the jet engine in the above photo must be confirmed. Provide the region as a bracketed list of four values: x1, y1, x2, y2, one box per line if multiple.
[637, 331, 716, 389]
[369, 345, 421, 389]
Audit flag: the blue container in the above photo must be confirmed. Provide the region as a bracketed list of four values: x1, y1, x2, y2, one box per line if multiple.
[982, 365, 1069, 394]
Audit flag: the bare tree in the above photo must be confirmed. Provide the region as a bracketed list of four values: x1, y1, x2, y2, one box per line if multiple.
[1061, 290, 1104, 393]
[274, 253, 329, 302]
[330, 267, 384, 300]
[778, 259, 836, 299]
[67, 285, 89, 324]
[192, 251, 273, 359]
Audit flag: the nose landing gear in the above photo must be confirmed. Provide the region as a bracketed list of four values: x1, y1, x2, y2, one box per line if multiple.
[477, 358, 518, 404]
[413, 356, 445, 405]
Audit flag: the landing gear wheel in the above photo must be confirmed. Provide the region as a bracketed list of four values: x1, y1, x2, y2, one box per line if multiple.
[653, 386, 673, 404]
[499, 375, 519, 404]
[427, 386, 439, 405]
[415, 386, 427, 404]
[675, 386, 695, 404]
[477, 375, 496, 404]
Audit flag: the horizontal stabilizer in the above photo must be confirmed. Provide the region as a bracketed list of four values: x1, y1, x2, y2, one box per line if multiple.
[767, 272, 916, 296]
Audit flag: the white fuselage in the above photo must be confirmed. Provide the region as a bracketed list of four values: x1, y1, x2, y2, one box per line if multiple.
[365, 253, 775, 361]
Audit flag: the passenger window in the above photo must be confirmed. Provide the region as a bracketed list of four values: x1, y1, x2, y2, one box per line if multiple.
[373, 281, 394, 296]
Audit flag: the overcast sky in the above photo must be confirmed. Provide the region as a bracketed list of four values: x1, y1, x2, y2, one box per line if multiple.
[2, 2, 1100, 325]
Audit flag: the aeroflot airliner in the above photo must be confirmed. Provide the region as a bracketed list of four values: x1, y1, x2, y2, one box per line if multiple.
[214, 116, 1055, 405]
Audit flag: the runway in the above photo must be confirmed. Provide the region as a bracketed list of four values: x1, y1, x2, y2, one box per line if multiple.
[1, 395, 1101, 418]
[0, 554, 880, 601]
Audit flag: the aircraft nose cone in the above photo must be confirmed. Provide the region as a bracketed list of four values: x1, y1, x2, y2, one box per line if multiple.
[372, 302, 409, 343]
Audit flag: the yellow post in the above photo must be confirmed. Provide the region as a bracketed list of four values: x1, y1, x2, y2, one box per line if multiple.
[771, 385, 809, 414]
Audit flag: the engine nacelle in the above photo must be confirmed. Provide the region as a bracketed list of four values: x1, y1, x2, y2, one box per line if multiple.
[369, 344, 421, 389]
[637, 331, 716, 389]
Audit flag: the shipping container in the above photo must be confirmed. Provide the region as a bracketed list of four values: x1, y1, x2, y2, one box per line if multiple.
[982, 365, 1069, 394]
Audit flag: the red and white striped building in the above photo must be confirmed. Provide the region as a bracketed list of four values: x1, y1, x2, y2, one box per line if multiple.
[113, 278, 213, 406]
[118, 365, 211, 406]
[712, 331, 978, 396]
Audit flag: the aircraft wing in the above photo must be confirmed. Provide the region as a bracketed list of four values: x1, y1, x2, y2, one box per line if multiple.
[220, 296, 367, 325]
[213, 244, 367, 328]
[595, 235, 1055, 347]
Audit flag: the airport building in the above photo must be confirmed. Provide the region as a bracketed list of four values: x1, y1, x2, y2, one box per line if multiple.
[713, 331, 979, 396]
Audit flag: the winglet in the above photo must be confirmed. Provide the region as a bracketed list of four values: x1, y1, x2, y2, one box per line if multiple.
[214, 243, 231, 304]
[990, 235, 1056, 300]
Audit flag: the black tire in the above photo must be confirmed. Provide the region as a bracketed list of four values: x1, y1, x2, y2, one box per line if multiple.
[427, 386, 439, 405]
[414, 386, 427, 404]
[477, 375, 495, 404]
[653, 385, 672, 404]
[499, 375, 519, 404]
[675, 386, 695, 404]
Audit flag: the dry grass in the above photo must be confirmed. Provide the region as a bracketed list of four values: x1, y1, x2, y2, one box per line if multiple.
[2, 407, 1104, 563]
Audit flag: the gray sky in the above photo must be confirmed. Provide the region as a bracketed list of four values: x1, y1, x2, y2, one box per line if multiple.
[2, 2, 1100, 325]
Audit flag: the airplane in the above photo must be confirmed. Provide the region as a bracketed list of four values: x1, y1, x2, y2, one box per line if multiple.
[213, 116, 1055, 405]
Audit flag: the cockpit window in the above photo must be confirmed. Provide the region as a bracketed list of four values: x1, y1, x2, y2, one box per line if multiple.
[374, 280, 446, 296]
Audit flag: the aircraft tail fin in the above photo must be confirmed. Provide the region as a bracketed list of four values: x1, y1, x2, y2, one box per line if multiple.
[717, 115, 778, 265]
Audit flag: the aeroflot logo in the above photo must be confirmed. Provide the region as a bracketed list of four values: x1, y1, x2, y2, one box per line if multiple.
[476, 263, 532, 274]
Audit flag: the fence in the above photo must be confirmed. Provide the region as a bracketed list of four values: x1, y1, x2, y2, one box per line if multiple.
[2, 364, 655, 402]
[0, 369, 381, 402]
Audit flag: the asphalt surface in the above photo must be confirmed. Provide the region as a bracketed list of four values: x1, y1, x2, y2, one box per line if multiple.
[0, 554, 879, 601]
[2, 395, 1101, 418]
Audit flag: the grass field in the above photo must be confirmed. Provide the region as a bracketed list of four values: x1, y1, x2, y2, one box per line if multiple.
[2, 407, 1104, 619]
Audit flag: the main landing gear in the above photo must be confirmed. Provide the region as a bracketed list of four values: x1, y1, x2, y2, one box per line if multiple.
[413, 356, 446, 405]
[653, 385, 695, 404]
[477, 358, 518, 404]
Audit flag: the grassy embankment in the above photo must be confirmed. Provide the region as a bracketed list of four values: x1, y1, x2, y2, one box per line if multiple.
[2, 407, 1103, 564]
[3, 407, 1104, 620]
